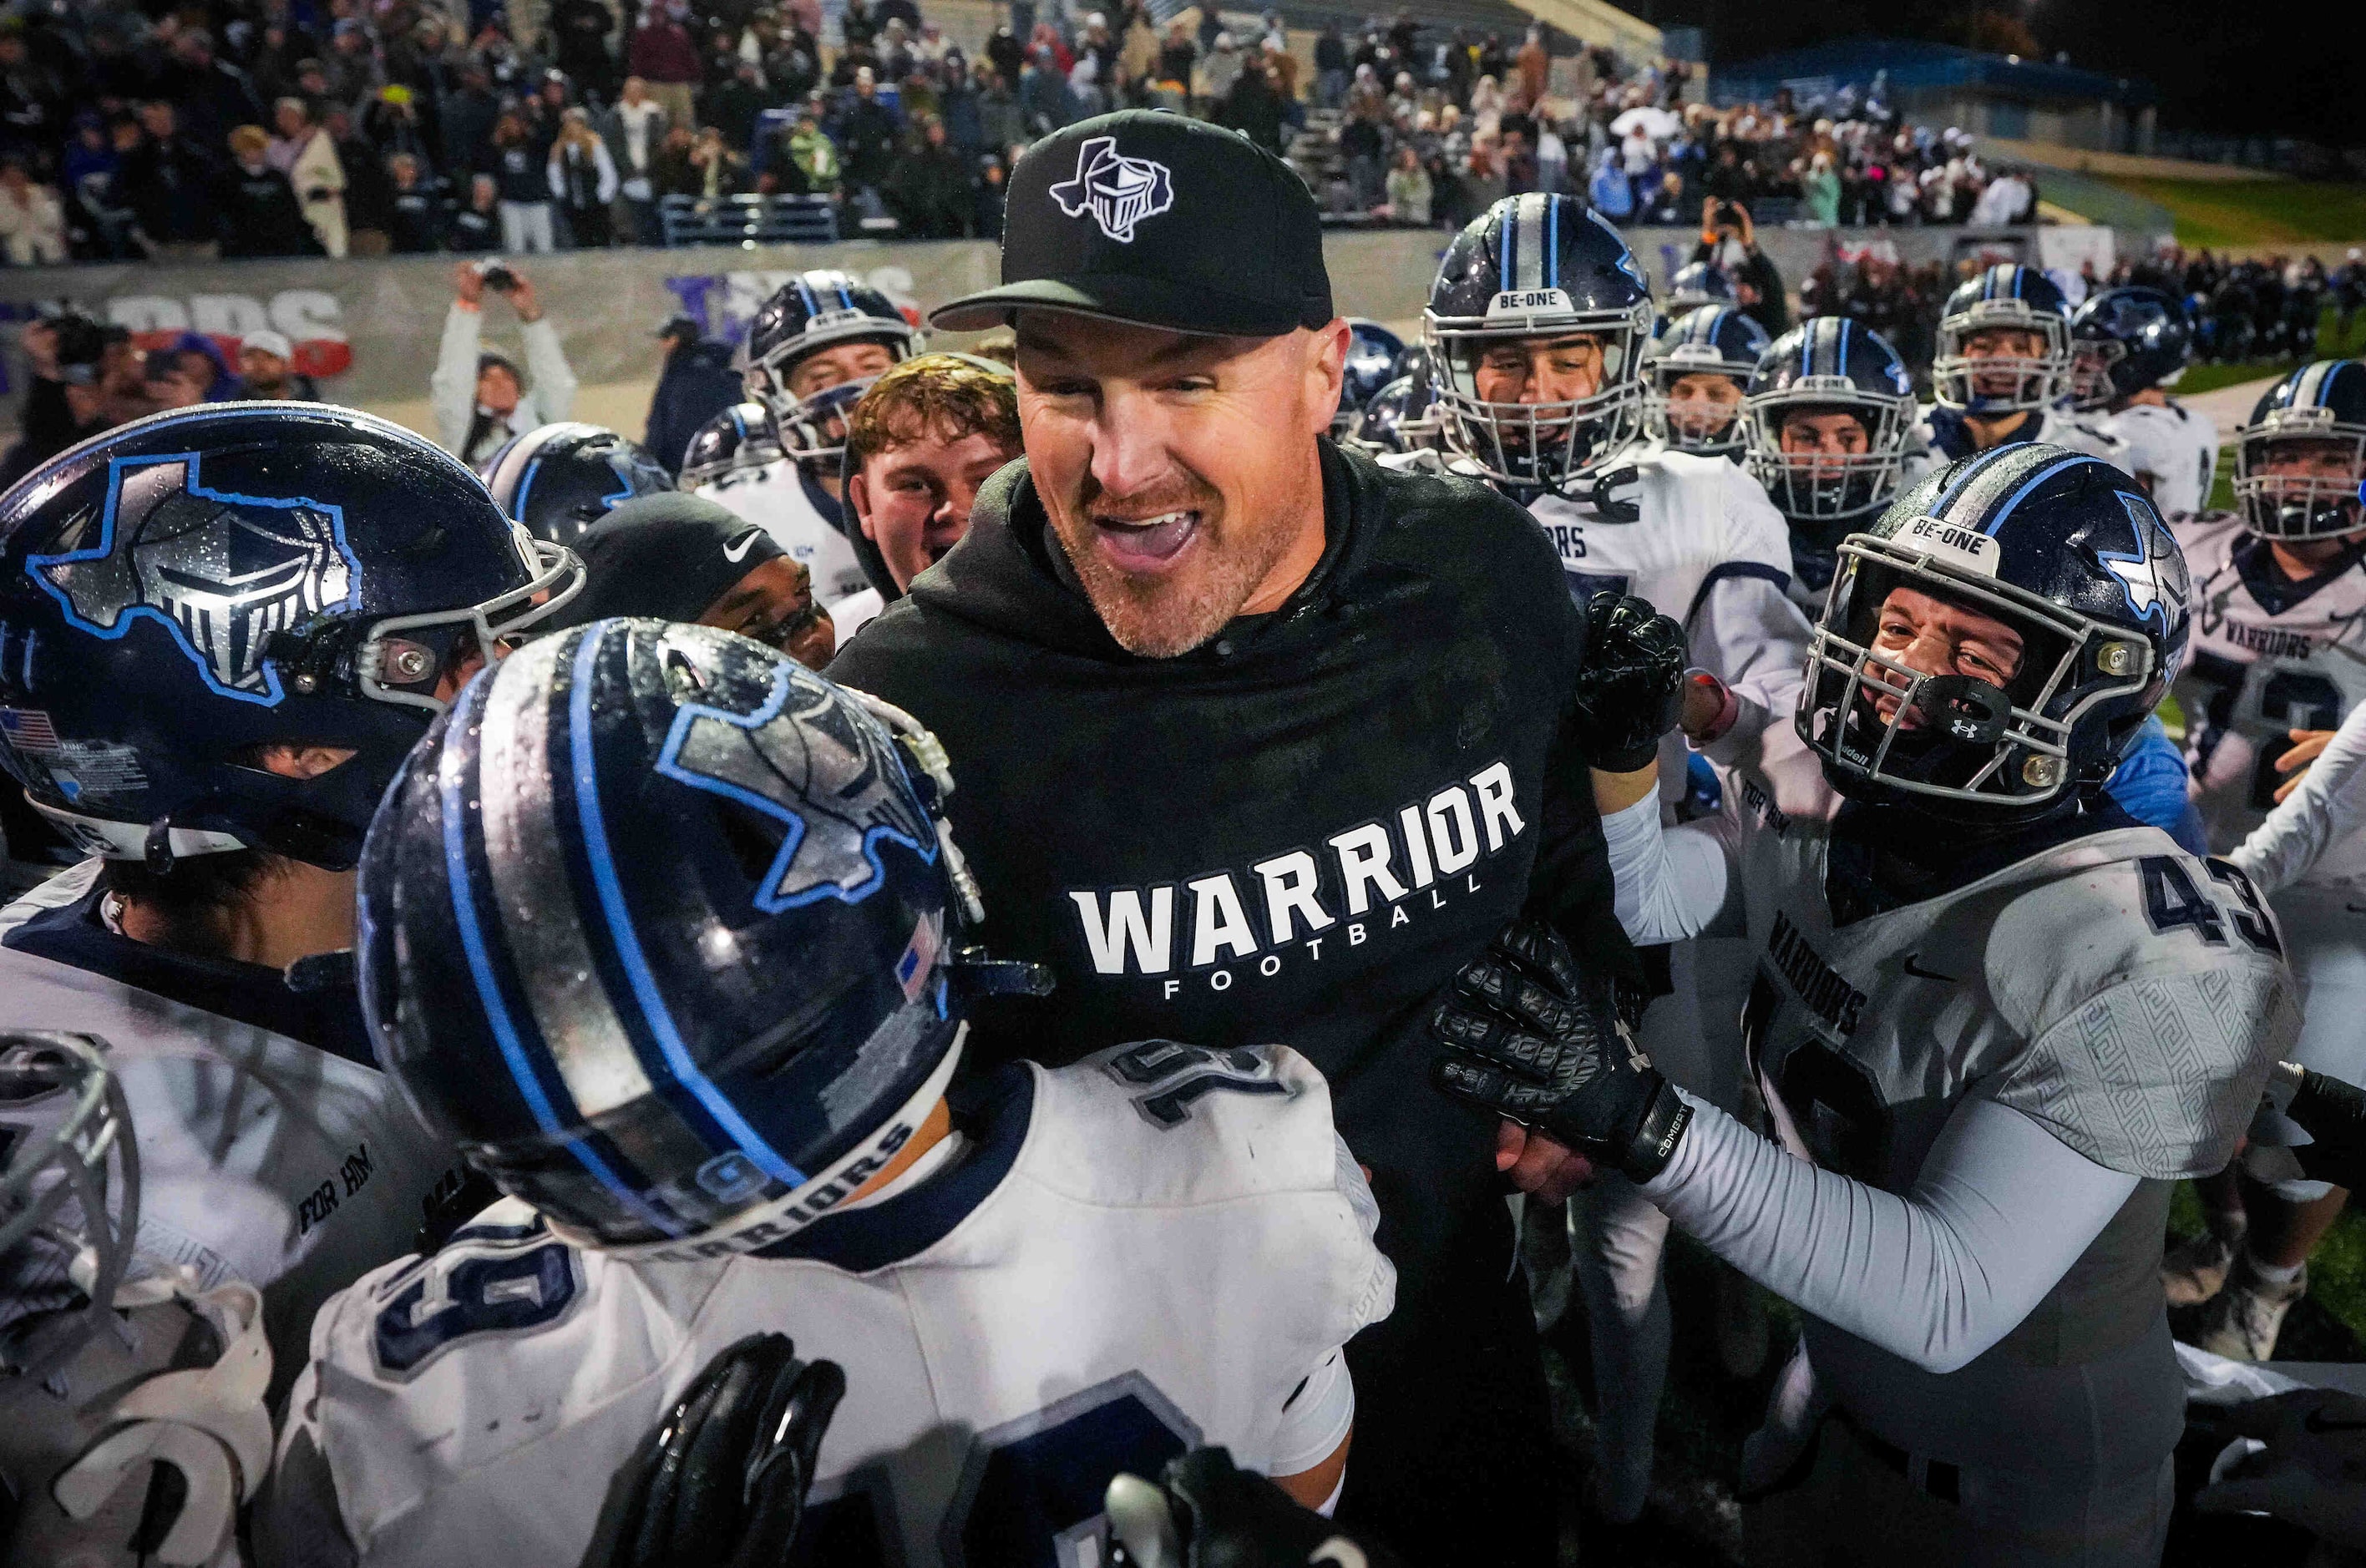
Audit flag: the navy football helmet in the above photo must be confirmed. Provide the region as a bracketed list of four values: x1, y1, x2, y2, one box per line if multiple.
[2067, 287, 2192, 411]
[742, 271, 925, 467]
[479, 422, 673, 547]
[2232, 360, 2366, 541]
[1334, 317, 1408, 436]
[1931, 264, 2075, 414]
[680, 403, 786, 490]
[1346, 365, 1442, 456]
[358, 620, 1018, 1261]
[0, 404, 583, 869]
[1422, 194, 1655, 493]
[1645, 306, 1770, 458]
[1664, 260, 1733, 319]
[1801, 443, 2191, 821]
[1744, 316, 1920, 594]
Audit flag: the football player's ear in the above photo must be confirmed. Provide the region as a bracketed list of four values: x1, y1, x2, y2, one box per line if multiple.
[1306, 318, 1351, 438]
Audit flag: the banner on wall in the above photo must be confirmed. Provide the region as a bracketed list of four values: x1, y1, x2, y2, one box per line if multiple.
[0, 225, 2125, 433]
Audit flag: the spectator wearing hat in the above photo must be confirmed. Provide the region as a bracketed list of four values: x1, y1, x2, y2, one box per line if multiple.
[644, 315, 745, 477]
[220, 124, 321, 257]
[269, 97, 349, 256]
[233, 331, 321, 402]
[0, 158, 65, 266]
[553, 493, 836, 671]
[432, 260, 579, 465]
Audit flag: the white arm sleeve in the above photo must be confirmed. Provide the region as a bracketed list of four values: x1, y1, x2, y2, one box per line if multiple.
[1642, 1090, 2140, 1374]
[1264, 1347, 1354, 1479]
[1600, 792, 1740, 943]
[1691, 573, 1811, 762]
[520, 317, 579, 425]
[2230, 698, 2366, 896]
[428, 302, 481, 456]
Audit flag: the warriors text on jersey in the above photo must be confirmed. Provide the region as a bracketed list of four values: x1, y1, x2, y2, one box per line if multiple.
[2176, 510, 2366, 879]
[270, 1045, 1394, 1567]
[692, 457, 870, 606]
[1692, 787, 2290, 1470]
[0, 862, 462, 1393]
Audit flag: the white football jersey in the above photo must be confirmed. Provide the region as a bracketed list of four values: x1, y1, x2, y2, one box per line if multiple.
[1689, 787, 2292, 1466]
[692, 458, 870, 606]
[1528, 448, 1811, 798]
[2175, 510, 2366, 882]
[2067, 401, 2217, 519]
[0, 862, 465, 1394]
[272, 1044, 1393, 1568]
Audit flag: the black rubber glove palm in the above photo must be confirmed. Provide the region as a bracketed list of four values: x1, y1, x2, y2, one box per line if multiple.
[1573, 590, 1689, 772]
[1430, 918, 1692, 1181]
[2286, 1062, 2366, 1192]
[601, 1332, 846, 1568]
[1105, 1448, 1401, 1568]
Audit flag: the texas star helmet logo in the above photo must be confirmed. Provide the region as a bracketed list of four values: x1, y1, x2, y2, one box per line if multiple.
[28, 454, 359, 706]
[1047, 135, 1174, 244]
[2098, 490, 2192, 680]
[655, 658, 938, 912]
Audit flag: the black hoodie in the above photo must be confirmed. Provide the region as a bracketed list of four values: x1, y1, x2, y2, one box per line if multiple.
[828, 440, 1633, 1329]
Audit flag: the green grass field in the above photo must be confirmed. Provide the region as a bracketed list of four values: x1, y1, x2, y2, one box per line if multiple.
[2102, 177, 2366, 249]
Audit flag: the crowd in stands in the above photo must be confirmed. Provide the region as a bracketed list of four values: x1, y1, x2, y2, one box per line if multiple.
[0, 0, 2070, 266]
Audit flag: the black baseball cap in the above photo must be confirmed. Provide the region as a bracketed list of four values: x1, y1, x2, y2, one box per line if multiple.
[931, 110, 1332, 338]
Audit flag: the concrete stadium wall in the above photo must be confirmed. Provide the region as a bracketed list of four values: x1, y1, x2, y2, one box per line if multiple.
[0, 222, 2126, 445]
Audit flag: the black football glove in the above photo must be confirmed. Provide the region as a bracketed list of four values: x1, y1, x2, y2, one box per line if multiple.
[601, 1333, 846, 1568]
[1573, 591, 1688, 773]
[2284, 1061, 2366, 1192]
[1105, 1447, 1402, 1568]
[1430, 918, 1692, 1181]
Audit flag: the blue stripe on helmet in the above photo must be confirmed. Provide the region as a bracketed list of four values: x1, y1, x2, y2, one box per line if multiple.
[1838, 316, 1852, 372]
[511, 455, 541, 522]
[794, 274, 818, 315]
[565, 623, 809, 1189]
[1499, 204, 1514, 292]
[1546, 193, 1559, 287]
[439, 673, 676, 1235]
[1930, 443, 2025, 515]
[1982, 452, 2102, 536]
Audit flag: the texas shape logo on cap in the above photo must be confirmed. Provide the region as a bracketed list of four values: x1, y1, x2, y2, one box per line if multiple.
[1048, 135, 1173, 244]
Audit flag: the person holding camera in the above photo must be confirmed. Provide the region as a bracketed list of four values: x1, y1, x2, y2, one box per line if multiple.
[1692, 197, 1789, 336]
[430, 259, 579, 464]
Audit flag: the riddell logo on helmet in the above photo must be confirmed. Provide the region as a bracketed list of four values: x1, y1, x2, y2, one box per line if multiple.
[1048, 136, 1175, 243]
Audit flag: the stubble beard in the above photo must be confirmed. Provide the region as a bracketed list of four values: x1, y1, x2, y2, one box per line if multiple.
[1051, 486, 1305, 660]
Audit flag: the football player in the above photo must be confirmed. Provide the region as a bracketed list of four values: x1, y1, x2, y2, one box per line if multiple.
[1644, 305, 1770, 463]
[692, 271, 925, 608]
[1663, 260, 1733, 321]
[479, 422, 674, 547]
[1420, 192, 1815, 1525]
[1440, 445, 2293, 1565]
[262, 621, 1393, 1567]
[2057, 287, 2217, 520]
[2167, 359, 2366, 1360]
[1740, 316, 1923, 614]
[3, 1029, 281, 1566]
[0, 404, 582, 1388]
[678, 401, 787, 491]
[1333, 317, 1408, 439]
[1920, 264, 2116, 464]
[1342, 357, 1441, 457]
[836, 352, 1024, 642]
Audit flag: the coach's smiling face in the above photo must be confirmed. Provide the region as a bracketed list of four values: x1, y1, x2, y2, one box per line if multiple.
[1016, 311, 1348, 658]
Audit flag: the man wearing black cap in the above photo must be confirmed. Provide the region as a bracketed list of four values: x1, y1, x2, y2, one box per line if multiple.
[554, 493, 837, 669]
[828, 110, 1670, 1561]
[643, 313, 743, 478]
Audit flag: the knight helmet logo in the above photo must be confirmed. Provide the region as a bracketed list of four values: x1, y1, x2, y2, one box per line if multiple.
[656, 656, 938, 912]
[1047, 135, 1174, 244]
[29, 455, 359, 706]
